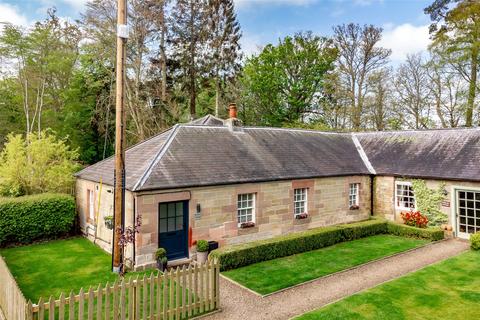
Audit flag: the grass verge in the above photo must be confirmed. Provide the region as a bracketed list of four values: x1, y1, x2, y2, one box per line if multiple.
[222, 234, 427, 295]
[295, 250, 480, 320]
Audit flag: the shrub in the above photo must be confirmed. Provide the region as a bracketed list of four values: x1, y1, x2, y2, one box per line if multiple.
[210, 219, 388, 271]
[387, 223, 444, 241]
[0, 193, 75, 246]
[0, 131, 80, 197]
[470, 233, 480, 250]
[400, 211, 429, 228]
[197, 240, 209, 252]
[155, 248, 167, 260]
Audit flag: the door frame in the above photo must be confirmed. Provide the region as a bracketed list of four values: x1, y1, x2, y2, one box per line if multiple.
[157, 200, 189, 260]
[451, 185, 480, 240]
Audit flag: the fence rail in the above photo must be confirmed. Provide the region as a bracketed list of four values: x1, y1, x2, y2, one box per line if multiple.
[2, 260, 219, 320]
[0, 256, 28, 320]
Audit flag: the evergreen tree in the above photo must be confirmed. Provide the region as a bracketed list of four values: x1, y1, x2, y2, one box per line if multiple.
[207, 0, 242, 117]
[170, 0, 209, 119]
[425, 0, 480, 126]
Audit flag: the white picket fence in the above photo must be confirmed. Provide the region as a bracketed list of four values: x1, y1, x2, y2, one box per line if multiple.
[0, 256, 28, 320]
[1, 259, 220, 320]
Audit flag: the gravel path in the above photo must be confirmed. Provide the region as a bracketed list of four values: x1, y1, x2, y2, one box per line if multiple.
[203, 239, 469, 320]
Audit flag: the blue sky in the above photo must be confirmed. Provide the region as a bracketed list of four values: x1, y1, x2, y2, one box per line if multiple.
[0, 0, 433, 63]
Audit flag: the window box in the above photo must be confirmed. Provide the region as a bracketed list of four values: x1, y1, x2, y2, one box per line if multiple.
[349, 205, 360, 210]
[295, 212, 309, 220]
[240, 221, 255, 229]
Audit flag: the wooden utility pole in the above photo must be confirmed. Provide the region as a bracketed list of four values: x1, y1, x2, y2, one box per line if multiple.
[113, 0, 128, 273]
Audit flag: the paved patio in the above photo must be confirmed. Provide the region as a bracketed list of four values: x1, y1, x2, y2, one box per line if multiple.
[203, 239, 469, 320]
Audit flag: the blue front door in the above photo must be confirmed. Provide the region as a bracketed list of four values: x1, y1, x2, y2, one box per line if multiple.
[158, 201, 188, 260]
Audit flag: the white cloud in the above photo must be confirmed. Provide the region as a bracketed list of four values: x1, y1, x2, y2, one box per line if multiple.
[353, 0, 384, 6]
[235, 0, 317, 9]
[61, 0, 88, 10]
[240, 32, 264, 57]
[0, 2, 29, 26]
[379, 23, 431, 63]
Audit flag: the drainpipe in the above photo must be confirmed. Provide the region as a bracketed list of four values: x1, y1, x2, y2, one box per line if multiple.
[370, 175, 375, 217]
[133, 196, 136, 269]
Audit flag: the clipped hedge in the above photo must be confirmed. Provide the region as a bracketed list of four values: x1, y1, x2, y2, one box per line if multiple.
[386, 223, 444, 241]
[0, 193, 76, 246]
[210, 219, 388, 271]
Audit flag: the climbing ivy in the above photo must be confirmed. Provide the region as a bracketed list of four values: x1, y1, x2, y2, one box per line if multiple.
[411, 179, 447, 226]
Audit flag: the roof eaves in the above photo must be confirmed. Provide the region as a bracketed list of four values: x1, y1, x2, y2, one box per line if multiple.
[132, 124, 181, 191]
[352, 133, 376, 175]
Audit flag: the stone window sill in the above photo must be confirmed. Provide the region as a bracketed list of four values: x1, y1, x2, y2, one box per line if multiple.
[238, 226, 259, 235]
[294, 216, 311, 224]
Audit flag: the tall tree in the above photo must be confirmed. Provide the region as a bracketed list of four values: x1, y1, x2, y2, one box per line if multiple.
[365, 68, 393, 131]
[394, 54, 433, 129]
[171, 0, 208, 119]
[0, 9, 80, 137]
[426, 50, 467, 128]
[240, 32, 337, 126]
[425, 0, 480, 126]
[333, 23, 391, 131]
[207, 0, 242, 117]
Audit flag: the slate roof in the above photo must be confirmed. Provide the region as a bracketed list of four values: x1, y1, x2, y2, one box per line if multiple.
[76, 118, 480, 191]
[74, 128, 172, 190]
[75, 122, 370, 191]
[355, 128, 480, 182]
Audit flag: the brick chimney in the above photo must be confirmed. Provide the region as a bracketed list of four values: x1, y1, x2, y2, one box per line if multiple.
[228, 103, 237, 119]
[225, 103, 243, 132]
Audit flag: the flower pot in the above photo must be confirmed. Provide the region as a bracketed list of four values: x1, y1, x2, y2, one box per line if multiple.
[105, 219, 113, 230]
[446, 225, 453, 231]
[156, 260, 167, 272]
[197, 251, 208, 264]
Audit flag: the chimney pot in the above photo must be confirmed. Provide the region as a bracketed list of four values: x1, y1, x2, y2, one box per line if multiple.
[228, 103, 237, 119]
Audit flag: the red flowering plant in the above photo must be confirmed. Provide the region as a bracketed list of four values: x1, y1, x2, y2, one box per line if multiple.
[295, 212, 308, 220]
[400, 211, 428, 228]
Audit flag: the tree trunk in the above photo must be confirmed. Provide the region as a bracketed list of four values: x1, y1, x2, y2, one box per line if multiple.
[466, 47, 478, 127]
[215, 76, 220, 117]
[434, 74, 447, 128]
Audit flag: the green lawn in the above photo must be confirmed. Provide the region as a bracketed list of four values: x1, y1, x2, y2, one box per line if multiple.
[296, 250, 480, 320]
[223, 235, 428, 295]
[0, 237, 156, 302]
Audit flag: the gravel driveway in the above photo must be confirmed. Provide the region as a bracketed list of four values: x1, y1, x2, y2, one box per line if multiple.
[202, 239, 469, 320]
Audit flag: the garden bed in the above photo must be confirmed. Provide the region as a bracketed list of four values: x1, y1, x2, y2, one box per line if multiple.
[295, 250, 480, 320]
[222, 234, 428, 295]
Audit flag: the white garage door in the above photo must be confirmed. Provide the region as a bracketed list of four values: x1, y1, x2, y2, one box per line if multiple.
[456, 190, 480, 239]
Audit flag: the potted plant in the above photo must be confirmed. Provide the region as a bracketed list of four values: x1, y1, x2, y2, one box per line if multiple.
[196, 240, 209, 264]
[155, 248, 168, 271]
[104, 215, 114, 230]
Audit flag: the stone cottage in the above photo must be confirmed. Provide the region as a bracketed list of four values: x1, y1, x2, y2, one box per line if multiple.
[75, 106, 480, 269]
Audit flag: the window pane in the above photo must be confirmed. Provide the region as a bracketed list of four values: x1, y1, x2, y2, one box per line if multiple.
[160, 221, 167, 233]
[168, 217, 175, 231]
[160, 204, 168, 218]
[176, 202, 183, 216]
[176, 217, 183, 230]
[168, 203, 176, 217]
